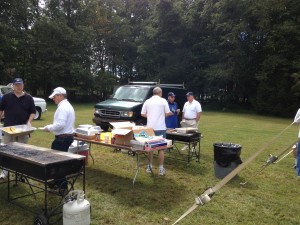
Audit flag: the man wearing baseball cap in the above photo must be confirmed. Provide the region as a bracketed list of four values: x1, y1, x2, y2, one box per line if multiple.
[165, 92, 180, 129]
[0, 77, 36, 179]
[0, 77, 36, 140]
[180, 92, 202, 150]
[40, 87, 75, 194]
[182, 92, 202, 126]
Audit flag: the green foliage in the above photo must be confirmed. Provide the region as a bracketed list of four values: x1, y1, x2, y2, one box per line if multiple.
[0, 0, 299, 115]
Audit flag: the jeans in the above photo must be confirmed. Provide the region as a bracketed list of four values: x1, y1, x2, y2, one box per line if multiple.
[51, 136, 74, 152]
[51, 136, 74, 189]
[297, 140, 300, 176]
[154, 130, 166, 138]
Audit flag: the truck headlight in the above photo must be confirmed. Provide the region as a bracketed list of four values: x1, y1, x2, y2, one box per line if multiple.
[120, 111, 133, 117]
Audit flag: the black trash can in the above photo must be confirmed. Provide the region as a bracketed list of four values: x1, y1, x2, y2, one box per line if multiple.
[213, 143, 242, 179]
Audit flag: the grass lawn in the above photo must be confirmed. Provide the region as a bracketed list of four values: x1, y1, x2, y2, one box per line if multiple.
[0, 103, 299, 225]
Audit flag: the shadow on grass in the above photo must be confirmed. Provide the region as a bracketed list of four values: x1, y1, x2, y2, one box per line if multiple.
[85, 166, 187, 213]
[149, 149, 214, 176]
[0, 180, 65, 225]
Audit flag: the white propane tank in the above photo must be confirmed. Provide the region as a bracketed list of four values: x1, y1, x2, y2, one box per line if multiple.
[63, 190, 90, 225]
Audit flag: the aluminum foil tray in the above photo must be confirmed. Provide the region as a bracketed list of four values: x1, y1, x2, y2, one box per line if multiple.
[1, 124, 36, 135]
[175, 127, 198, 133]
[75, 126, 102, 135]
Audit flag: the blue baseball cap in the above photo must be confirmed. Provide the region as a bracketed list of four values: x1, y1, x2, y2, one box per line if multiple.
[186, 92, 194, 96]
[168, 92, 175, 97]
[13, 78, 23, 84]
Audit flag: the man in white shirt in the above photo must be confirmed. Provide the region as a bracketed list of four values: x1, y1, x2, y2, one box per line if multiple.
[41, 87, 75, 194]
[141, 87, 173, 176]
[181, 92, 202, 150]
[181, 92, 202, 127]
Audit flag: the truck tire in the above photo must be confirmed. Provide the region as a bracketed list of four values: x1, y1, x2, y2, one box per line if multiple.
[34, 107, 42, 120]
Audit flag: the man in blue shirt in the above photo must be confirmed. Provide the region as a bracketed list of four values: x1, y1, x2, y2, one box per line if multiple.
[166, 92, 180, 129]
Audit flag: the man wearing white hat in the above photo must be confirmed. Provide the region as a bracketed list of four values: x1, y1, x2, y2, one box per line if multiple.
[40, 87, 75, 194]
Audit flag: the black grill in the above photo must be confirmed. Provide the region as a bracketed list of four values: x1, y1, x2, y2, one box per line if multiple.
[99, 109, 120, 118]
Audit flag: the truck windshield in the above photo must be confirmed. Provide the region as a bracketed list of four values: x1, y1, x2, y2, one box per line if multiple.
[111, 86, 150, 102]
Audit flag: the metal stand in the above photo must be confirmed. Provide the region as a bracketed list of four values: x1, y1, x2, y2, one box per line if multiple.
[165, 133, 201, 164]
[1, 163, 85, 224]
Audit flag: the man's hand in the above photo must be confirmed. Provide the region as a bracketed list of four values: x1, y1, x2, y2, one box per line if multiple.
[39, 126, 50, 132]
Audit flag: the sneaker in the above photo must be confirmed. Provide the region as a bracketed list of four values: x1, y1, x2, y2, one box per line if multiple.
[181, 145, 188, 151]
[146, 165, 152, 173]
[159, 168, 166, 176]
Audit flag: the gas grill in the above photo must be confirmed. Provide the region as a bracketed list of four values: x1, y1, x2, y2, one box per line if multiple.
[166, 131, 201, 163]
[0, 142, 85, 224]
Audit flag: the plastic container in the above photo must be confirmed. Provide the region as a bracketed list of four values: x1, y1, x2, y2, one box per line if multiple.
[68, 141, 89, 164]
[100, 132, 112, 141]
[130, 140, 144, 151]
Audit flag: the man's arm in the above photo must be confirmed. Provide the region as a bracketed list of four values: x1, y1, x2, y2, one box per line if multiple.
[196, 112, 201, 123]
[27, 113, 35, 125]
[165, 111, 173, 117]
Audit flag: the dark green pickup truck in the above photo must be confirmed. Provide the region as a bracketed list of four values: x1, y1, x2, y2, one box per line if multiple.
[92, 82, 187, 131]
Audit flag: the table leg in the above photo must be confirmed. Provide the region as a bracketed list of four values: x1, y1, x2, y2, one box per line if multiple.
[187, 142, 192, 164]
[133, 151, 154, 186]
[7, 170, 10, 200]
[88, 143, 95, 165]
[132, 153, 140, 186]
[196, 140, 200, 162]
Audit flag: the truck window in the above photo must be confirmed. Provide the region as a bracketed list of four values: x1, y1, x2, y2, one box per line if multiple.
[111, 86, 150, 102]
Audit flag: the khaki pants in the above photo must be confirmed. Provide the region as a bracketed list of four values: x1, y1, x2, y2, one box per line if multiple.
[2, 133, 29, 144]
[180, 119, 198, 128]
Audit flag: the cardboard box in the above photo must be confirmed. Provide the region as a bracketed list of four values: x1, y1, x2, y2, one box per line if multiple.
[132, 127, 155, 142]
[110, 122, 135, 146]
[132, 127, 169, 150]
[110, 124, 157, 146]
[112, 129, 133, 146]
[145, 139, 167, 151]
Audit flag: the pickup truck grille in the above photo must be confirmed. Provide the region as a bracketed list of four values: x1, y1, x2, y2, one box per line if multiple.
[99, 109, 120, 118]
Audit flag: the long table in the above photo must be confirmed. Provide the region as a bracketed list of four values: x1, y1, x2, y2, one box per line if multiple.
[74, 136, 171, 186]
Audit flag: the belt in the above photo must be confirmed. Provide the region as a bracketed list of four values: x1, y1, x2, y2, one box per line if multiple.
[184, 118, 196, 120]
[55, 133, 74, 138]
